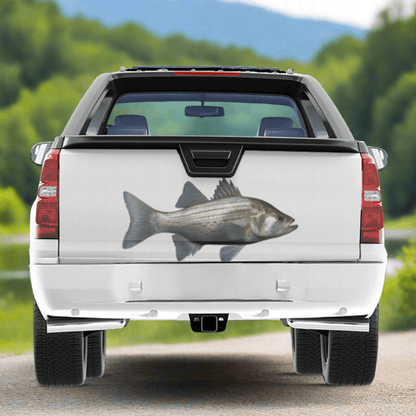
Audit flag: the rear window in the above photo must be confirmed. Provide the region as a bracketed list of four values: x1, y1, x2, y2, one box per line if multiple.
[106, 93, 306, 137]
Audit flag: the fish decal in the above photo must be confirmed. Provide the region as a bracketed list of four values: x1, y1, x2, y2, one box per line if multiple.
[123, 179, 298, 262]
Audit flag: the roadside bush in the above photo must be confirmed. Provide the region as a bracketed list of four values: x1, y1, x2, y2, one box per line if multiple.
[396, 239, 416, 328]
[0, 186, 28, 231]
[379, 239, 416, 331]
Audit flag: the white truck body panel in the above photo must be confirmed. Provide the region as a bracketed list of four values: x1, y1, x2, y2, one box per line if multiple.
[58, 149, 362, 262]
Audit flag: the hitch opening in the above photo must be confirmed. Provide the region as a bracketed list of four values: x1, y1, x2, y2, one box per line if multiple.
[189, 314, 228, 333]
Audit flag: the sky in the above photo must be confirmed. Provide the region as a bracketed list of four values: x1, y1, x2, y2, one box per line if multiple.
[222, 0, 416, 29]
[54, 0, 415, 61]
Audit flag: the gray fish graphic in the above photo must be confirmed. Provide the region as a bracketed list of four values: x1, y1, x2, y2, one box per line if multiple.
[123, 179, 298, 262]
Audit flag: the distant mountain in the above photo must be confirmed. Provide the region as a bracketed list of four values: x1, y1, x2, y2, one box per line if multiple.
[55, 0, 367, 62]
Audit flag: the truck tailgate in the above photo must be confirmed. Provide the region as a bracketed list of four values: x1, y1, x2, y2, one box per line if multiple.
[58, 147, 361, 263]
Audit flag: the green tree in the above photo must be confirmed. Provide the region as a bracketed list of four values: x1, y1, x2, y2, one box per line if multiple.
[396, 239, 416, 329]
[0, 74, 98, 203]
[66, 18, 162, 65]
[313, 35, 364, 66]
[0, 61, 22, 108]
[0, 186, 28, 228]
[371, 70, 416, 152]
[383, 99, 416, 215]
[0, 106, 41, 204]
[1, 0, 416, 220]
[0, 0, 69, 88]
[333, 10, 416, 144]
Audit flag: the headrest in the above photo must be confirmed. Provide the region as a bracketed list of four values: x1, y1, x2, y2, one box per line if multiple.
[257, 117, 294, 136]
[107, 115, 150, 135]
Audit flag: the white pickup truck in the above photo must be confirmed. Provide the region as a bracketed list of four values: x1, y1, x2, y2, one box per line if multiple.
[30, 66, 388, 387]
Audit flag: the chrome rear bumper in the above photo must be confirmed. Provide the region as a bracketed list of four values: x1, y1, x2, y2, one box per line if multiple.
[47, 318, 128, 333]
[287, 317, 370, 332]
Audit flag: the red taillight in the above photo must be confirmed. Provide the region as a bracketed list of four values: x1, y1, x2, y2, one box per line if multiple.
[36, 149, 60, 239]
[37, 225, 58, 239]
[174, 71, 241, 76]
[361, 153, 383, 243]
[361, 205, 383, 229]
[362, 155, 379, 188]
[40, 159, 58, 183]
[36, 200, 58, 224]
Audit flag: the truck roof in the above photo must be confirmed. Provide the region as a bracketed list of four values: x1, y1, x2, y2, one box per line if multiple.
[117, 65, 292, 74]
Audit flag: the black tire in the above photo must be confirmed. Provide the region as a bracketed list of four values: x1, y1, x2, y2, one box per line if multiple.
[86, 331, 106, 378]
[320, 305, 379, 386]
[291, 328, 323, 375]
[33, 300, 87, 387]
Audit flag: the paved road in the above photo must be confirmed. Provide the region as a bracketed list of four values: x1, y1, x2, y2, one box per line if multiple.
[1, 330, 415, 415]
[385, 229, 416, 240]
[0, 234, 29, 245]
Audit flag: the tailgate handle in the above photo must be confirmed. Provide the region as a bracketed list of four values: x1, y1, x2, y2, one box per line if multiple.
[191, 150, 231, 167]
[179, 145, 243, 177]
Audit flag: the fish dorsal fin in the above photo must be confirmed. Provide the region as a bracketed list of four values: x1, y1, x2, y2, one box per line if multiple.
[212, 179, 242, 200]
[176, 182, 209, 208]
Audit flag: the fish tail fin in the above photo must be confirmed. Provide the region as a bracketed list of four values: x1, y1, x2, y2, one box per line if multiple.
[123, 191, 156, 249]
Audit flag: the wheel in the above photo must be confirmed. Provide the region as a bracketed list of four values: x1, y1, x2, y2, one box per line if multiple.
[33, 300, 87, 387]
[320, 305, 379, 386]
[86, 331, 106, 378]
[291, 328, 322, 375]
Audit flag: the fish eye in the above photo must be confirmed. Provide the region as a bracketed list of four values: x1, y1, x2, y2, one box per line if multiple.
[277, 215, 284, 222]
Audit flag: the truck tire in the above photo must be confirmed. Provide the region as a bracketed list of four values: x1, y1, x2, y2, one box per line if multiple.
[33, 300, 87, 387]
[320, 305, 379, 386]
[86, 331, 106, 378]
[291, 328, 323, 375]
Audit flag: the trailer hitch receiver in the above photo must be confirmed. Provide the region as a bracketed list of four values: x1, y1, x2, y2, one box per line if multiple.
[189, 314, 228, 333]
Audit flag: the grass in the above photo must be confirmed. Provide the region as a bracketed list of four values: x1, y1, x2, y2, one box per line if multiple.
[385, 239, 412, 258]
[0, 274, 406, 355]
[0, 279, 34, 354]
[0, 229, 414, 355]
[0, 302, 288, 355]
[0, 271, 413, 355]
[0, 278, 288, 355]
[379, 275, 403, 331]
[0, 240, 289, 354]
[0, 299, 33, 355]
[0, 243, 29, 273]
[384, 209, 416, 231]
[379, 274, 416, 331]
[0, 224, 29, 236]
[106, 320, 288, 349]
[1, 280, 407, 355]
